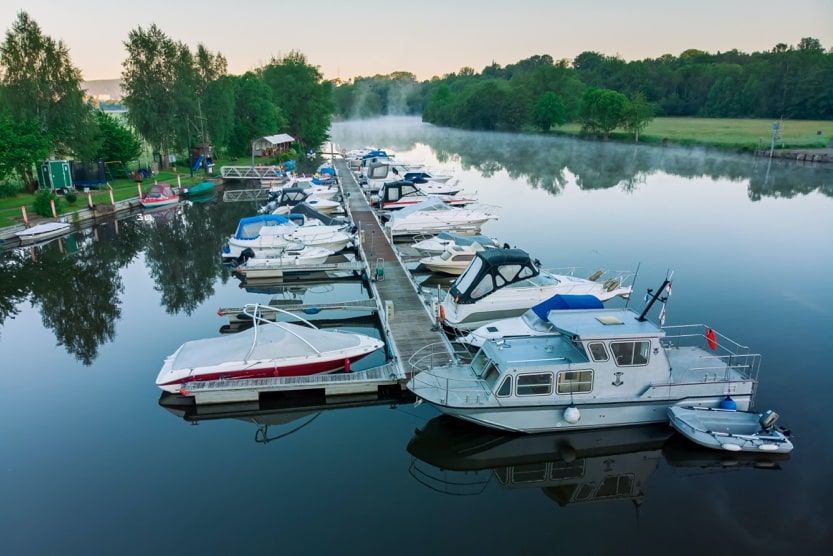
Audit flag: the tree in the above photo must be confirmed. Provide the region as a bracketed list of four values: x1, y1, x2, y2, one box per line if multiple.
[0, 111, 50, 186]
[621, 93, 655, 142]
[579, 87, 628, 138]
[228, 73, 285, 157]
[261, 51, 333, 150]
[203, 76, 236, 151]
[533, 92, 566, 131]
[121, 24, 182, 168]
[93, 111, 141, 164]
[0, 11, 97, 187]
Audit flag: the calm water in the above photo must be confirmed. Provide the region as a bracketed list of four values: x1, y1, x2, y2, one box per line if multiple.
[2, 116, 832, 554]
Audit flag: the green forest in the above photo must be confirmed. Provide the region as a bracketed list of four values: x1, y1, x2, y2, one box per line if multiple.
[333, 38, 833, 136]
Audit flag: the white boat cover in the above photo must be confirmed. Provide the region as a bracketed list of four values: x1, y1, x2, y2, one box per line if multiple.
[388, 197, 449, 222]
[172, 322, 361, 370]
[17, 222, 70, 237]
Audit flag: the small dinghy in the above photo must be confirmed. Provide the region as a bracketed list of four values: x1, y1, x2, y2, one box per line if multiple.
[16, 221, 71, 244]
[668, 406, 793, 453]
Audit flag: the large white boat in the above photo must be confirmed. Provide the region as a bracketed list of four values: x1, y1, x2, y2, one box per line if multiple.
[385, 198, 499, 237]
[234, 247, 334, 279]
[390, 163, 455, 184]
[156, 305, 384, 393]
[460, 294, 605, 347]
[261, 188, 341, 215]
[439, 250, 633, 333]
[275, 177, 339, 200]
[374, 180, 475, 211]
[408, 307, 760, 433]
[222, 215, 352, 260]
[420, 243, 490, 275]
[413, 231, 500, 255]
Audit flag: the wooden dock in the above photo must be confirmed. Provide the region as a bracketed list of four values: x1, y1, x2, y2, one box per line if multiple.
[336, 158, 454, 374]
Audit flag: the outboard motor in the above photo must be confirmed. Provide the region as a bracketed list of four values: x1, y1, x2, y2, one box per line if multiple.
[237, 248, 256, 265]
[759, 410, 779, 430]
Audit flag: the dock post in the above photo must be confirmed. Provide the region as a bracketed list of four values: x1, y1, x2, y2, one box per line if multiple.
[109, 188, 115, 206]
[177, 174, 182, 188]
[86, 190, 94, 209]
[137, 182, 143, 198]
[21, 205, 29, 226]
[50, 198, 57, 218]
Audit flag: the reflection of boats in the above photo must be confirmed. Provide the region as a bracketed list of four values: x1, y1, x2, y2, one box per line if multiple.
[384, 198, 498, 237]
[409, 305, 758, 433]
[668, 406, 793, 453]
[155, 304, 384, 393]
[408, 417, 671, 503]
[439, 250, 633, 332]
[141, 183, 179, 208]
[16, 221, 71, 244]
[460, 294, 604, 347]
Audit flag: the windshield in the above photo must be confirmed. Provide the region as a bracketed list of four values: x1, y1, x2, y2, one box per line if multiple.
[471, 349, 490, 375]
[454, 257, 483, 294]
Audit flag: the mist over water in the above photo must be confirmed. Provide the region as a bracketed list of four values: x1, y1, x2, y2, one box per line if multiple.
[0, 117, 831, 554]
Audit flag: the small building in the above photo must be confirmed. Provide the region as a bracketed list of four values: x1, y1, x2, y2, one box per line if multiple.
[252, 133, 295, 157]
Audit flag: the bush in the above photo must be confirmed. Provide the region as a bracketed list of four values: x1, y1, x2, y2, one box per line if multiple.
[64, 190, 78, 204]
[33, 189, 67, 217]
[0, 180, 23, 198]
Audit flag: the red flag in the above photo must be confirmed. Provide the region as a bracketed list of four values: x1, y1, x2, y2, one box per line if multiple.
[705, 328, 718, 351]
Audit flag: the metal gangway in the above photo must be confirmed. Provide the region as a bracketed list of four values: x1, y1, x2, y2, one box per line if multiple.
[221, 166, 287, 180]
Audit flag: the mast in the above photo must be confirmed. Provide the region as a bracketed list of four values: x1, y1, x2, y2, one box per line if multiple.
[636, 278, 670, 322]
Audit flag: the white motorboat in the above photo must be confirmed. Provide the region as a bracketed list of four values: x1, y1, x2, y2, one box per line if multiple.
[385, 198, 499, 237]
[374, 180, 475, 211]
[390, 163, 455, 184]
[261, 187, 341, 215]
[420, 243, 489, 275]
[439, 249, 633, 333]
[460, 294, 605, 347]
[234, 247, 333, 279]
[408, 305, 760, 433]
[156, 304, 384, 393]
[275, 177, 339, 200]
[413, 231, 500, 255]
[222, 215, 352, 260]
[15, 221, 71, 244]
[668, 406, 794, 453]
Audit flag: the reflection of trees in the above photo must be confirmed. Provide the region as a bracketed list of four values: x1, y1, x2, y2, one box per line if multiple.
[24, 220, 145, 365]
[142, 200, 251, 315]
[0, 251, 29, 333]
[330, 117, 833, 199]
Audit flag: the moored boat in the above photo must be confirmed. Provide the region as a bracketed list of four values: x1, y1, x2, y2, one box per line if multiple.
[141, 183, 179, 209]
[222, 214, 352, 260]
[156, 304, 385, 393]
[413, 231, 499, 255]
[15, 221, 71, 244]
[668, 406, 793, 453]
[419, 243, 488, 275]
[182, 180, 216, 196]
[384, 198, 498, 237]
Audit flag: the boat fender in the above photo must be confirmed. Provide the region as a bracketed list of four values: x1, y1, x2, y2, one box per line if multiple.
[721, 443, 742, 452]
[438, 304, 446, 321]
[344, 358, 351, 373]
[563, 405, 580, 424]
[758, 444, 779, 452]
[718, 396, 737, 411]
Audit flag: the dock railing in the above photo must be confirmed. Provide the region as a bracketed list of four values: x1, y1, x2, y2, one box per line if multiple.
[661, 324, 762, 382]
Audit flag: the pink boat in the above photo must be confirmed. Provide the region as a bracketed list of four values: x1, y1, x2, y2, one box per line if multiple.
[141, 183, 179, 209]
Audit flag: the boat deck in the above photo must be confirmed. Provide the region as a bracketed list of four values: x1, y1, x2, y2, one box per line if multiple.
[338, 158, 455, 374]
[666, 346, 750, 383]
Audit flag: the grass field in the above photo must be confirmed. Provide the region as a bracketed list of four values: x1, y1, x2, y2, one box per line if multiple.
[557, 117, 833, 150]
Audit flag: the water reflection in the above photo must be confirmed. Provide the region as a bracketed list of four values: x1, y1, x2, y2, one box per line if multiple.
[331, 117, 833, 199]
[0, 199, 254, 364]
[407, 416, 785, 508]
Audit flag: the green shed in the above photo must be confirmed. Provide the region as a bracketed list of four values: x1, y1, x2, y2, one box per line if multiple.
[37, 160, 73, 191]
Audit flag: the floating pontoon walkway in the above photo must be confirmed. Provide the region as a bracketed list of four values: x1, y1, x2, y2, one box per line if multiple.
[337, 158, 454, 374]
[217, 298, 379, 319]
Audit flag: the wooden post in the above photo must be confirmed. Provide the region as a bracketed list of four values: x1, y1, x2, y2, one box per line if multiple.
[154, 179, 158, 186]
[108, 188, 115, 206]
[177, 174, 182, 188]
[87, 191, 94, 209]
[50, 198, 57, 218]
[21, 205, 29, 226]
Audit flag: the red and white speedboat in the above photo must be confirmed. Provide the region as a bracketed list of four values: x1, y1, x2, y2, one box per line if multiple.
[141, 183, 179, 209]
[155, 305, 384, 393]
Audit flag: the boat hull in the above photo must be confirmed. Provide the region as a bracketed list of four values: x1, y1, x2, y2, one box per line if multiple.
[16, 224, 71, 244]
[141, 197, 179, 209]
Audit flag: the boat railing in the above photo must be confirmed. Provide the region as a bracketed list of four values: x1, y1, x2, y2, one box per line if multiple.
[545, 267, 635, 286]
[409, 369, 492, 406]
[241, 303, 322, 361]
[408, 342, 469, 373]
[661, 324, 761, 381]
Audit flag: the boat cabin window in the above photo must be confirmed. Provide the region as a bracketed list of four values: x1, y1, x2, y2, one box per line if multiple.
[516, 373, 553, 396]
[470, 275, 495, 300]
[388, 188, 400, 201]
[610, 341, 650, 366]
[497, 264, 522, 282]
[496, 376, 512, 397]
[471, 349, 490, 376]
[557, 370, 594, 394]
[482, 364, 500, 388]
[454, 257, 483, 294]
[402, 185, 418, 196]
[587, 342, 609, 362]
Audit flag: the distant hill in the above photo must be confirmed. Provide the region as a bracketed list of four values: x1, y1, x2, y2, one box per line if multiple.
[83, 79, 124, 100]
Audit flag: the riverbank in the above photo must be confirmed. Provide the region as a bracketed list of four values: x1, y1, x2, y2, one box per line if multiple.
[550, 116, 833, 154]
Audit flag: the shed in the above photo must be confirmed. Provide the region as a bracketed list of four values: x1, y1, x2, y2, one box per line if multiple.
[252, 133, 295, 157]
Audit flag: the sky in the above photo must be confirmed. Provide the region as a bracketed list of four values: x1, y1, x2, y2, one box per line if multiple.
[2, 0, 832, 81]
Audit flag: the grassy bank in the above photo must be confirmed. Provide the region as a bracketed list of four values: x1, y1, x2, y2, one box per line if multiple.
[555, 117, 833, 151]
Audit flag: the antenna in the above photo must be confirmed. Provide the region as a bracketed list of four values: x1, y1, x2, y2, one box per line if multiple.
[624, 262, 640, 309]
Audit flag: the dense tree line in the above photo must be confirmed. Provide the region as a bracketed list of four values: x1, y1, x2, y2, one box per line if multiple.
[333, 72, 424, 118]
[333, 38, 832, 136]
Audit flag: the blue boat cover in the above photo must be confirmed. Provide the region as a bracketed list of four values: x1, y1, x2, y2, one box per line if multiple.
[234, 214, 290, 239]
[531, 294, 604, 320]
[284, 160, 296, 171]
[319, 166, 336, 176]
[362, 150, 389, 160]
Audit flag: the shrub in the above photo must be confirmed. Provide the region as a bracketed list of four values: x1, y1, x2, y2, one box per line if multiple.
[64, 190, 78, 204]
[0, 180, 23, 198]
[33, 189, 67, 217]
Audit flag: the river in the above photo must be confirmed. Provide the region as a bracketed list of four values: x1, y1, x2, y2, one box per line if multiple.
[1, 116, 831, 554]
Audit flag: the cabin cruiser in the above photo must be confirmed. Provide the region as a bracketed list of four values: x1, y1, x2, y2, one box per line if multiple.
[413, 231, 499, 255]
[233, 246, 334, 279]
[222, 214, 352, 260]
[156, 304, 384, 393]
[385, 197, 499, 237]
[408, 308, 759, 433]
[374, 180, 475, 211]
[362, 163, 460, 196]
[461, 294, 604, 347]
[420, 243, 490, 275]
[260, 188, 341, 215]
[272, 177, 339, 201]
[439, 250, 632, 333]
[390, 163, 455, 184]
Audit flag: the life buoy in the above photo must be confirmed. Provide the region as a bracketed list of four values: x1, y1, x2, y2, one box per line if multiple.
[705, 328, 718, 351]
